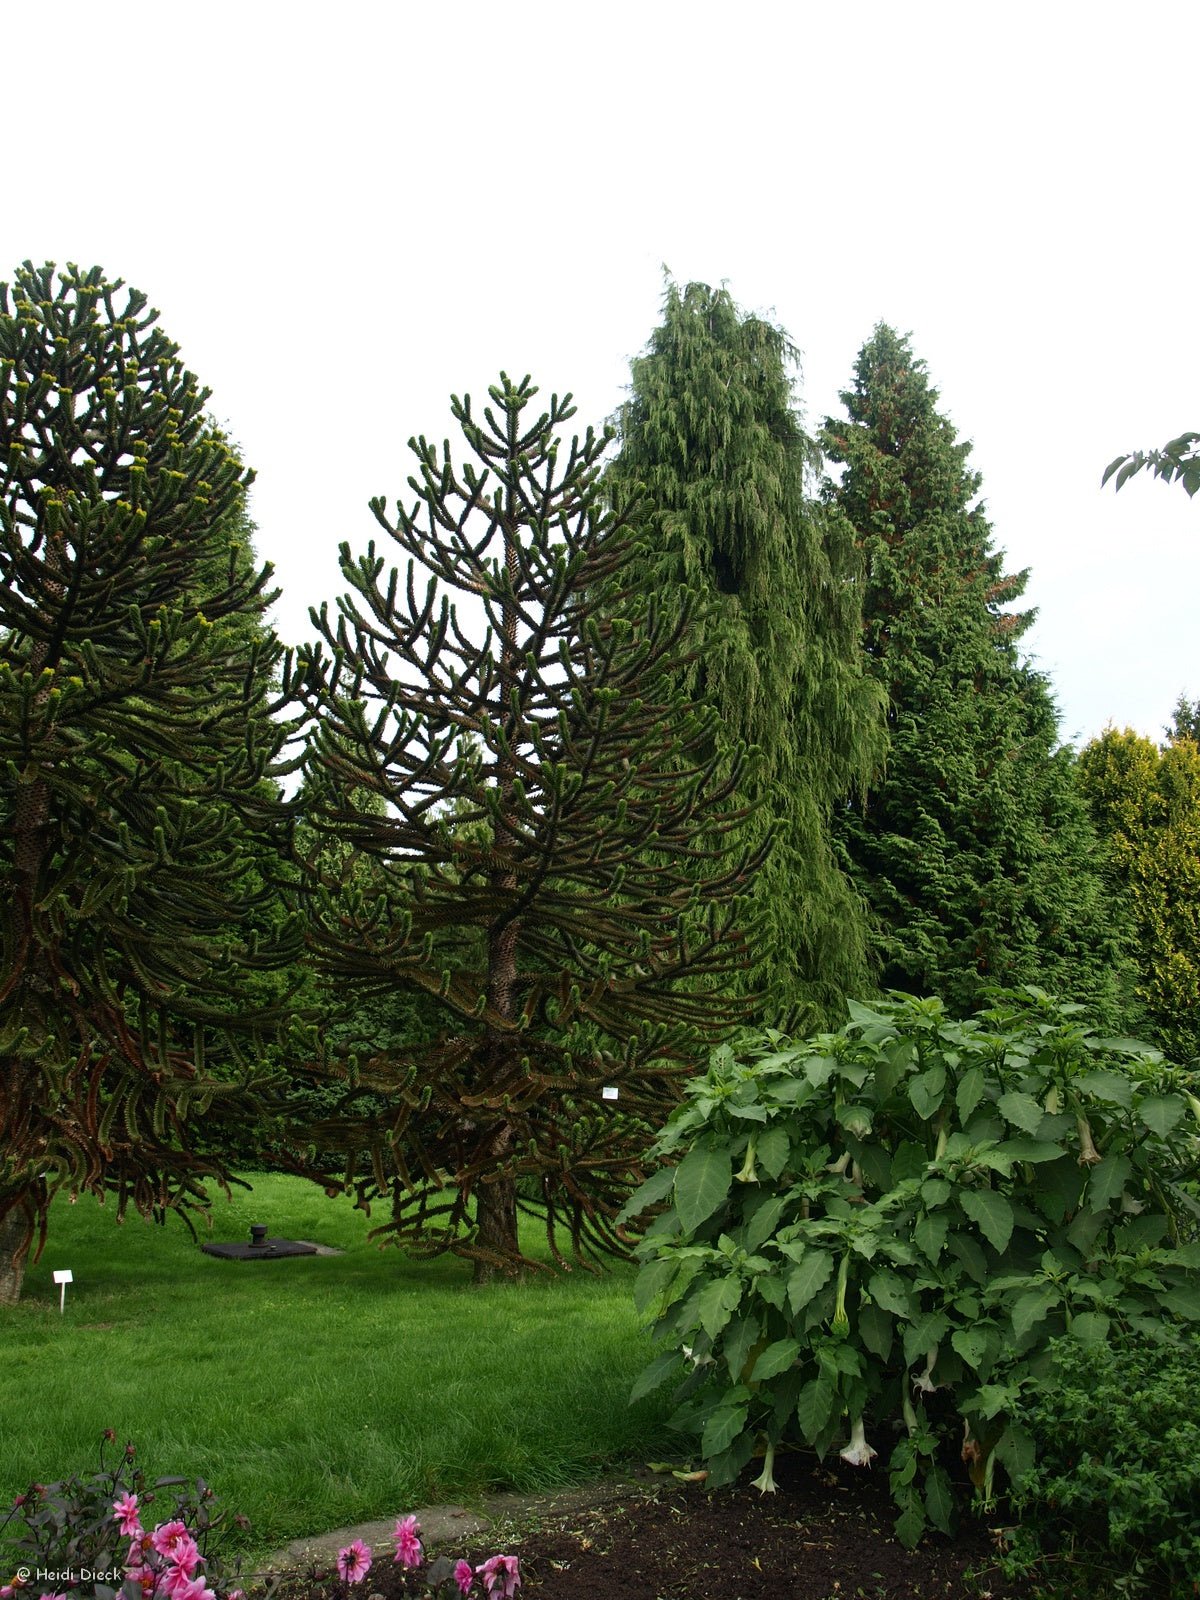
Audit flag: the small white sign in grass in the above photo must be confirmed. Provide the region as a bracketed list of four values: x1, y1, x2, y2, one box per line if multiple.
[52, 1268, 73, 1314]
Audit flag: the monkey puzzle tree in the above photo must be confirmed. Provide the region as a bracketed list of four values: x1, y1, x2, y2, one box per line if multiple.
[605, 281, 885, 1031]
[289, 374, 762, 1282]
[0, 262, 300, 1304]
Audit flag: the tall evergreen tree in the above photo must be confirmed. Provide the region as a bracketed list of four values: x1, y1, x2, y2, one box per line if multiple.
[605, 281, 885, 1031]
[0, 262, 300, 1304]
[1077, 726, 1200, 1058]
[822, 325, 1124, 1016]
[288, 374, 761, 1282]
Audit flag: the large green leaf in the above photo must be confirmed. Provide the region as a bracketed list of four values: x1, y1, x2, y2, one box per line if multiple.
[629, 1350, 685, 1403]
[796, 1373, 836, 1444]
[914, 1212, 949, 1262]
[1076, 1069, 1133, 1110]
[894, 1503, 925, 1550]
[1011, 1286, 1060, 1341]
[958, 1187, 1014, 1254]
[1069, 1311, 1111, 1347]
[947, 1230, 989, 1284]
[750, 1338, 803, 1382]
[1160, 1283, 1200, 1320]
[993, 1421, 1035, 1484]
[951, 1327, 989, 1369]
[859, 1299, 893, 1361]
[903, 1309, 951, 1367]
[702, 1402, 748, 1456]
[633, 1256, 678, 1318]
[787, 1249, 835, 1315]
[674, 1144, 732, 1234]
[722, 1312, 761, 1383]
[868, 1268, 912, 1318]
[742, 1193, 788, 1254]
[1138, 1094, 1185, 1137]
[909, 1066, 946, 1120]
[694, 1274, 744, 1340]
[616, 1164, 676, 1225]
[1087, 1152, 1133, 1212]
[956, 1066, 986, 1122]
[997, 1091, 1044, 1135]
[994, 1137, 1065, 1165]
[755, 1125, 791, 1179]
[924, 1466, 954, 1535]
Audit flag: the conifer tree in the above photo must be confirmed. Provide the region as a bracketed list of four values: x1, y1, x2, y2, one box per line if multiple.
[0, 262, 299, 1304]
[823, 325, 1124, 1015]
[605, 281, 885, 1030]
[1077, 727, 1200, 1057]
[288, 374, 760, 1282]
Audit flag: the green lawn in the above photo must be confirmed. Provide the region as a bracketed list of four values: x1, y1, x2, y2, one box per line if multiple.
[0, 1175, 676, 1567]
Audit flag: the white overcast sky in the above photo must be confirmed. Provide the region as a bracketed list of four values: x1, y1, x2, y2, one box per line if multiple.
[9, 0, 1196, 749]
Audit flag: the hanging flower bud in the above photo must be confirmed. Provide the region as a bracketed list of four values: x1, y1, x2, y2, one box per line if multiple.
[831, 1252, 851, 1338]
[901, 1391, 919, 1436]
[1076, 1113, 1102, 1166]
[912, 1345, 941, 1393]
[735, 1136, 758, 1184]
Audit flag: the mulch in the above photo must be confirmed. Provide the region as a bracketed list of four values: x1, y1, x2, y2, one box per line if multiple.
[259, 1454, 1034, 1600]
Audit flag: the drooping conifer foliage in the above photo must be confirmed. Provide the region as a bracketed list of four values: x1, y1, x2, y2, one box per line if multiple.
[289, 374, 761, 1281]
[823, 325, 1124, 1015]
[605, 281, 885, 1030]
[0, 262, 300, 1304]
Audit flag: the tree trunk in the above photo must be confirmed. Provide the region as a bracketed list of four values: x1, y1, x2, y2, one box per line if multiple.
[472, 1176, 519, 1286]
[0, 1209, 29, 1307]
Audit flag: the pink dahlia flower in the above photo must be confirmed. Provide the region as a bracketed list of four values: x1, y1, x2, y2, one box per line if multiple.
[476, 1553, 521, 1597]
[336, 1539, 373, 1584]
[393, 1514, 423, 1568]
[151, 1520, 191, 1559]
[112, 1490, 142, 1538]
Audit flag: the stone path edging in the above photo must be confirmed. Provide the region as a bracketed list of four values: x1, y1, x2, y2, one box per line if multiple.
[253, 1472, 656, 1586]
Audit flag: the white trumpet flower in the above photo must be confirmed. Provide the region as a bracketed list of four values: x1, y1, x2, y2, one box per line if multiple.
[839, 1416, 877, 1468]
[751, 1440, 778, 1494]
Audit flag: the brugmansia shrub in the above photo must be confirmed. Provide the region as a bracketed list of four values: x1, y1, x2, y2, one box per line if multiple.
[624, 990, 1200, 1546]
[1001, 1332, 1200, 1598]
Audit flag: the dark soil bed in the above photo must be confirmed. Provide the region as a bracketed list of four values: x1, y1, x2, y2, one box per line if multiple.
[264, 1456, 1033, 1600]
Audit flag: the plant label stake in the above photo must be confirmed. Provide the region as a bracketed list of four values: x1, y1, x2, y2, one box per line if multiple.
[603, 1086, 618, 1101]
[52, 1268, 73, 1314]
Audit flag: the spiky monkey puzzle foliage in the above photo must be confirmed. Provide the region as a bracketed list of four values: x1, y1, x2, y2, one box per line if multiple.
[0, 262, 300, 1304]
[626, 990, 1200, 1546]
[289, 374, 763, 1282]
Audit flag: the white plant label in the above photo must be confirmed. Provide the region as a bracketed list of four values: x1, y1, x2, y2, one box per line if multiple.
[602, 1086, 618, 1100]
[53, 1268, 73, 1314]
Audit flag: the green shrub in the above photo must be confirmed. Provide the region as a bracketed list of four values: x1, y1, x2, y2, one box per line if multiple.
[1001, 1332, 1200, 1598]
[624, 989, 1200, 1545]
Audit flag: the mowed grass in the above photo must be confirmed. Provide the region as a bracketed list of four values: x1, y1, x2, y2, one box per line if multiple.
[0, 1175, 676, 1565]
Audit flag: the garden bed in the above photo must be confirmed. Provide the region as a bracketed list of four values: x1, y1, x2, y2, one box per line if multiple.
[261, 1455, 1030, 1600]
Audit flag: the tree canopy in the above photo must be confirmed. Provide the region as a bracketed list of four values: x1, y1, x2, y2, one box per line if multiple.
[0, 261, 300, 1302]
[1077, 725, 1200, 1059]
[605, 280, 885, 1031]
[287, 373, 762, 1280]
[823, 324, 1125, 1017]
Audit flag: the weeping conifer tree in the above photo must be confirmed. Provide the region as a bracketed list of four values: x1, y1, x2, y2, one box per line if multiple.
[605, 280, 885, 1030]
[0, 262, 301, 1305]
[823, 324, 1125, 1015]
[288, 374, 761, 1282]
